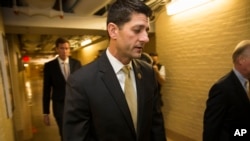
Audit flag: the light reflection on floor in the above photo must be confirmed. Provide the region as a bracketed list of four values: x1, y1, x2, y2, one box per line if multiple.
[26, 74, 61, 141]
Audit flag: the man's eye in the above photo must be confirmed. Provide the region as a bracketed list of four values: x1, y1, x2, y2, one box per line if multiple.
[134, 29, 141, 33]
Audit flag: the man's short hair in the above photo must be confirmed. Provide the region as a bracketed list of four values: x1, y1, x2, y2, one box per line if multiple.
[107, 0, 152, 28]
[232, 40, 250, 63]
[55, 37, 70, 48]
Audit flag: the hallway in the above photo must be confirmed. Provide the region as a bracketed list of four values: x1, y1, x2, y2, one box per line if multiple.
[27, 73, 61, 141]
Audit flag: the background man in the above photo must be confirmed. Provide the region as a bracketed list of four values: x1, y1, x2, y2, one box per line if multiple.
[43, 37, 81, 141]
[203, 40, 250, 141]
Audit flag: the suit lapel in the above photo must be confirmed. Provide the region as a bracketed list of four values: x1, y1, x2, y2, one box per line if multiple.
[69, 58, 73, 74]
[132, 60, 145, 135]
[99, 53, 136, 134]
[69, 58, 77, 74]
[53, 58, 66, 81]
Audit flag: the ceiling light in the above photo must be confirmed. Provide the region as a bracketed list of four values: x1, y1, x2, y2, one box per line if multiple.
[81, 39, 92, 46]
[166, 0, 213, 15]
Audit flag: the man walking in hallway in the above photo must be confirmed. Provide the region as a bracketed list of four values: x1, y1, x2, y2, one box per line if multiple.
[203, 40, 250, 141]
[42, 37, 81, 141]
[63, 0, 166, 141]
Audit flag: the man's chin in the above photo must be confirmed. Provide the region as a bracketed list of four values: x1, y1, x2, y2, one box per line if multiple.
[133, 53, 142, 59]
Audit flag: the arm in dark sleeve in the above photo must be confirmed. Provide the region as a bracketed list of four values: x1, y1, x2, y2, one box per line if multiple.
[63, 76, 90, 141]
[203, 84, 227, 141]
[42, 63, 52, 114]
[151, 70, 167, 141]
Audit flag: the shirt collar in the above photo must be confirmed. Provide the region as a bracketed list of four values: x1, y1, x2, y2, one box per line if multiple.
[233, 67, 248, 85]
[58, 57, 69, 64]
[106, 49, 132, 74]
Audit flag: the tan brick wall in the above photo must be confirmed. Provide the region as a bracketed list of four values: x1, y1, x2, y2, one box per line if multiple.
[156, 0, 250, 140]
[72, 39, 109, 65]
[144, 33, 156, 53]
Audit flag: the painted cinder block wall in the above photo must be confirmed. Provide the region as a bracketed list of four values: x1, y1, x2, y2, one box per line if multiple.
[156, 0, 250, 140]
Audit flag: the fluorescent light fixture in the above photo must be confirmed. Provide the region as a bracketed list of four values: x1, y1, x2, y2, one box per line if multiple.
[166, 0, 212, 15]
[81, 39, 92, 46]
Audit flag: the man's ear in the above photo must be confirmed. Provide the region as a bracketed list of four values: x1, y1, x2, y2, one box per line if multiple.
[107, 23, 118, 39]
[238, 55, 246, 65]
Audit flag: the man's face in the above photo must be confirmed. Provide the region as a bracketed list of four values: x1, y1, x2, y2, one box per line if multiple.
[115, 13, 150, 61]
[56, 42, 70, 60]
[243, 56, 250, 78]
[151, 56, 159, 65]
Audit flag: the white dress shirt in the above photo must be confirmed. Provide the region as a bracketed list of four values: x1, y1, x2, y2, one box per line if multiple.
[106, 49, 137, 94]
[58, 57, 70, 79]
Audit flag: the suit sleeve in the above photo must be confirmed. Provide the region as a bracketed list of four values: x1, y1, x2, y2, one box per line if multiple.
[151, 67, 167, 141]
[43, 63, 52, 114]
[203, 84, 228, 141]
[63, 76, 90, 141]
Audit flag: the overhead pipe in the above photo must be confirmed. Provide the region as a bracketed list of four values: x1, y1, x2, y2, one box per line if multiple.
[63, 0, 80, 13]
[13, 0, 64, 18]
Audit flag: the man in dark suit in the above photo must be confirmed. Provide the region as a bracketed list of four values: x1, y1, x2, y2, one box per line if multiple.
[63, 1, 166, 141]
[43, 37, 81, 140]
[203, 40, 250, 141]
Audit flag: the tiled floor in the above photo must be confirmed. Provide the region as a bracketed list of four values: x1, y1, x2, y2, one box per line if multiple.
[28, 75, 61, 141]
[27, 74, 172, 141]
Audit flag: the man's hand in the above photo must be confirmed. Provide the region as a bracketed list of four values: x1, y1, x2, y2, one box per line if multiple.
[153, 65, 159, 72]
[43, 114, 51, 126]
[153, 65, 165, 85]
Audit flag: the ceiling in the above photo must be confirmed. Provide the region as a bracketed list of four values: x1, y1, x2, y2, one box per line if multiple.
[0, 0, 167, 63]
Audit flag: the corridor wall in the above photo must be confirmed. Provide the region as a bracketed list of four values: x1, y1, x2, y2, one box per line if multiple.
[0, 7, 15, 141]
[156, 0, 250, 140]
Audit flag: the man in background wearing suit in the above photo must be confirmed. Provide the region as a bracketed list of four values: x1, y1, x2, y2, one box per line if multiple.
[203, 40, 250, 141]
[43, 37, 81, 140]
[63, 0, 166, 141]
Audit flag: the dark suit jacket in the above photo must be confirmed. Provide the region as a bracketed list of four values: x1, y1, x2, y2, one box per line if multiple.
[43, 57, 81, 114]
[63, 52, 166, 141]
[203, 70, 250, 141]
